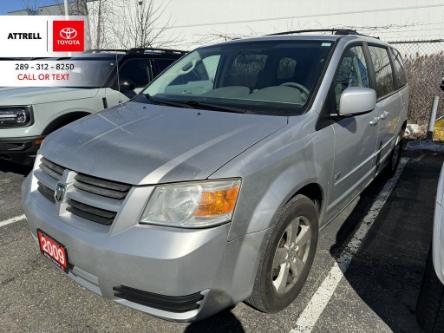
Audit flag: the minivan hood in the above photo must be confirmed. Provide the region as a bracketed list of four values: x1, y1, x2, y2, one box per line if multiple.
[42, 101, 287, 185]
[0, 87, 98, 105]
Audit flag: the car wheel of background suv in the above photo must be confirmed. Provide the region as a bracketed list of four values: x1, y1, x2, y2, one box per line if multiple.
[247, 194, 318, 313]
[416, 249, 444, 332]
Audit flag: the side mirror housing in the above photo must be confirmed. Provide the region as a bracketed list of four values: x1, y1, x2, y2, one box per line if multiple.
[440, 78, 444, 92]
[339, 87, 377, 116]
[120, 80, 136, 91]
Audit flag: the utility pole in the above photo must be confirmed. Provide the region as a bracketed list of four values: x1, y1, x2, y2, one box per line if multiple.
[64, 0, 69, 18]
[64, 0, 71, 56]
[427, 96, 440, 140]
[96, 0, 102, 48]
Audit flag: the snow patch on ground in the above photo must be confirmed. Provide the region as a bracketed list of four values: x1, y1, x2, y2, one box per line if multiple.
[404, 123, 427, 139]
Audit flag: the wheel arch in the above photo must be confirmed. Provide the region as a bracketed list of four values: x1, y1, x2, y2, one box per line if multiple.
[244, 182, 323, 311]
[286, 182, 324, 215]
[401, 120, 407, 136]
[42, 111, 91, 135]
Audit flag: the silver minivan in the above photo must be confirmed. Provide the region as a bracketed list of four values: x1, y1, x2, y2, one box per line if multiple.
[22, 30, 408, 321]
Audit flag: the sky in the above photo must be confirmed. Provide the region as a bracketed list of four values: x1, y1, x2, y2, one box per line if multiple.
[0, 0, 58, 15]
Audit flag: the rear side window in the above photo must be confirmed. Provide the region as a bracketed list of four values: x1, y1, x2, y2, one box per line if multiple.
[119, 59, 150, 88]
[151, 58, 175, 78]
[368, 46, 395, 98]
[391, 48, 407, 88]
[332, 45, 370, 111]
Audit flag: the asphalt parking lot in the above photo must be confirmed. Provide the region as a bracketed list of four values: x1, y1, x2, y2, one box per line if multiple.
[0, 151, 442, 333]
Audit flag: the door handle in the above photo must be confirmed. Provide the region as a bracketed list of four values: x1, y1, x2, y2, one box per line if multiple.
[369, 116, 380, 126]
[380, 111, 389, 120]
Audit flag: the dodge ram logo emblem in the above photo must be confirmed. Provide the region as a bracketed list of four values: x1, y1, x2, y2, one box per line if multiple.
[54, 183, 66, 202]
[59, 27, 77, 40]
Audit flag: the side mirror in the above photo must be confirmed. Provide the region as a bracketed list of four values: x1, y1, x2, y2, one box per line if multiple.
[440, 78, 444, 92]
[339, 87, 377, 116]
[120, 80, 136, 92]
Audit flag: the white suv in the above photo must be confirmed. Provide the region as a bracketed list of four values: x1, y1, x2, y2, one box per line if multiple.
[0, 48, 184, 164]
[417, 163, 444, 332]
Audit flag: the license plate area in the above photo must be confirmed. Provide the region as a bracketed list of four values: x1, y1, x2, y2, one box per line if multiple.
[37, 229, 69, 272]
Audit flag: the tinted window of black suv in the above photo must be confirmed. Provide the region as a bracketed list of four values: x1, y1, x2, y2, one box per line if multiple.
[98, 49, 186, 92]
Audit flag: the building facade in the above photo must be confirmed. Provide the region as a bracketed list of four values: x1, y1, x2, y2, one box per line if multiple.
[10, 0, 444, 50]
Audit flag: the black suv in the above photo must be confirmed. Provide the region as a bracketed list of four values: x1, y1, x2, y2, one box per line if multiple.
[84, 48, 187, 98]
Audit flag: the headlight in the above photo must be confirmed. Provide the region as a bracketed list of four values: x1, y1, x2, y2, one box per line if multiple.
[141, 179, 241, 228]
[0, 106, 33, 128]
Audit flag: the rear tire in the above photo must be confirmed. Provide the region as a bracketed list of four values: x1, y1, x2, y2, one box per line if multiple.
[246, 195, 318, 313]
[416, 249, 444, 332]
[384, 132, 402, 177]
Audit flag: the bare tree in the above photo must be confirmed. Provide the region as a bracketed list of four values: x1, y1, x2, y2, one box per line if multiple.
[45, 0, 85, 15]
[20, 0, 41, 15]
[72, 0, 88, 15]
[86, 0, 114, 49]
[194, 32, 242, 46]
[113, 0, 176, 49]
[70, 0, 94, 49]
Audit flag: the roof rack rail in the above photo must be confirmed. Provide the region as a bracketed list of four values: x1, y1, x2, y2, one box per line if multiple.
[268, 29, 379, 39]
[85, 49, 128, 54]
[268, 29, 358, 36]
[84, 48, 187, 55]
[128, 47, 187, 55]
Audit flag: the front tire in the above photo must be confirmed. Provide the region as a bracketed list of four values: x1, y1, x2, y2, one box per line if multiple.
[246, 195, 319, 313]
[417, 249, 444, 332]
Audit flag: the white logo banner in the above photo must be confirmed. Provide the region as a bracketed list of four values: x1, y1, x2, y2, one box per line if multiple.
[0, 16, 88, 57]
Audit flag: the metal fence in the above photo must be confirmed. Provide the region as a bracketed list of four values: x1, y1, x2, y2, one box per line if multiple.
[389, 39, 444, 127]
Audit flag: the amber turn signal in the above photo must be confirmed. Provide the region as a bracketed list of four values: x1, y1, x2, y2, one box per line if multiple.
[194, 184, 240, 218]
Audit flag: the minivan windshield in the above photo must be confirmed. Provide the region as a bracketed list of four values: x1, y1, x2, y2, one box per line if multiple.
[141, 40, 334, 115]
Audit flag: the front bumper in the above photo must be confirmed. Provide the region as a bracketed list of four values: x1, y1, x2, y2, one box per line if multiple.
[22, 174, 267, 321]
[0, 136, 42, 162]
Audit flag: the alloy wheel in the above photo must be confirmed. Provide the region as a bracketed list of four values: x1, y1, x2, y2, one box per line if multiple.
[271, 216, 312, 294]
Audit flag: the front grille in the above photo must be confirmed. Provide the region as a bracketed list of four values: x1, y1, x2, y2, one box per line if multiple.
[36, 157, 132, 226]
[113, 285, 204, 313]
[37, 182, 55, 203]
[40, 157, 64, 180]
[66, 199, 116, 225]
[74, 174, 130, 200]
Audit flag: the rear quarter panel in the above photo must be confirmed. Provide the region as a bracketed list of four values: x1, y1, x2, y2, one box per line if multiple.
[400, 85, 409, 126]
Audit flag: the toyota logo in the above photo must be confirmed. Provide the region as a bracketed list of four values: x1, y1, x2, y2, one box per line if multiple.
[54, 183, 66, 202]
[59, 27, 78, 40]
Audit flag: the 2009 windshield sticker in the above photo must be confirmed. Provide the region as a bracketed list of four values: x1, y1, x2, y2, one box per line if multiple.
[321, 42, 332, 47]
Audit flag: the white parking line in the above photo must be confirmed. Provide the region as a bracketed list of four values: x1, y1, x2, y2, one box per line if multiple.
[0, 214, 26, 228]
[291, 158, 409, 333]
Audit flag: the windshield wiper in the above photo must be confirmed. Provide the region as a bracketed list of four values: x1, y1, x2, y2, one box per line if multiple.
[145, 95, 192, 108]
[183, 100, 248, 113]
[147, 95, 247, 114]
